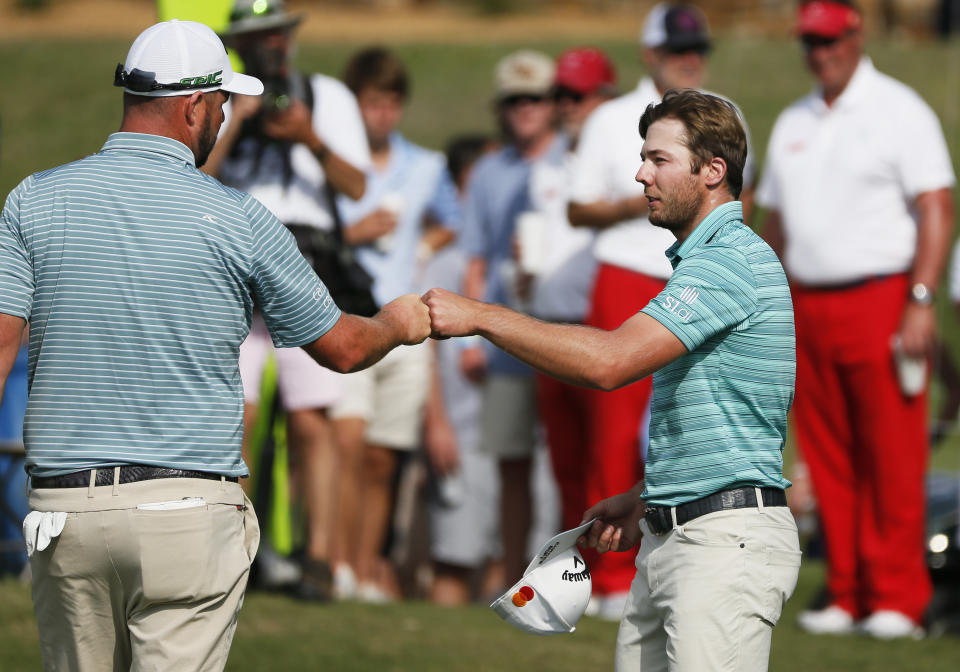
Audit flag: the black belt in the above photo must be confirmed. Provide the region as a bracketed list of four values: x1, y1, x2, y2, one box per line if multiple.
[32, 466, 237, 489]
[645, 487, 787, 535]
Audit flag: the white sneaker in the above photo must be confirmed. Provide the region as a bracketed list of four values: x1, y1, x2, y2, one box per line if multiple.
[859, 610, 923, 640]
[356, 582, 393, 605]
[333, 564, 357, 601]
[597, 591, 629, 622]
[797, 605, 855, 635]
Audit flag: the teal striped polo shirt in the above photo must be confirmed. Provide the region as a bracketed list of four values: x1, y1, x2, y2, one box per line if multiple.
[640, 201, 794, 506]
[0, 133, 341, 477]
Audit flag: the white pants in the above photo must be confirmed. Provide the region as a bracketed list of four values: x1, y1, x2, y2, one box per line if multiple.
[616, 504, 801, 672]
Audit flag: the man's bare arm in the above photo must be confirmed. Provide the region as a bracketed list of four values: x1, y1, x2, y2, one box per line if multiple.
[567, 197, 649, 230]
[304, 294, 430, 374]
[760, 209, 785, 260]
[0, 313, 26, 408]
[899, 187, 955, 357]
[422, 289, 686, 390]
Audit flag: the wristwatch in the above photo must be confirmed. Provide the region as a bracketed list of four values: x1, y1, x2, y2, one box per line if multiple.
[909, 282, 935, 306]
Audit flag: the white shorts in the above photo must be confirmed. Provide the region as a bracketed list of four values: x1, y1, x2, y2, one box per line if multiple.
[480, 374, 537, 459]
[330, 342, 430, 449]
[239, 316, 342, 411]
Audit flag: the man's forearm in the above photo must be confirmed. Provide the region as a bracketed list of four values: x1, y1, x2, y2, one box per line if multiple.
[567, 197, 647, 230]
[911, 188, 954, 290]
[305, 312, 402, 374]
[0, 314, 26, 408]
[471, 303, 660, 391]
[306, 135, 365, 201]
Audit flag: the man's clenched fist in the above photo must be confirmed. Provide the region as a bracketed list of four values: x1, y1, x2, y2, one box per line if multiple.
[420, 288, 482, 339]
[380, 293, 431, 345]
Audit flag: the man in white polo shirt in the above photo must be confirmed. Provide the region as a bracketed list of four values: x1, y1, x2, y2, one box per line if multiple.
[757, 0, 955, 639]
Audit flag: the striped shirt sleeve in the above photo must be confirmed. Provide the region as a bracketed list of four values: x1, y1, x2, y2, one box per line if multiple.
[243, 196, 341, 348]
[642, 248, 758, 351]
[0, 178, 35, 320]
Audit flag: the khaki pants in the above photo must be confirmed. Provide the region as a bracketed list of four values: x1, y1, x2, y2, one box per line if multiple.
[28, 475, 259, 672]
[615, 504, 801, 672]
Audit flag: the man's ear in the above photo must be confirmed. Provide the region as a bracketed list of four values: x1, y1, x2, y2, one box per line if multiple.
[184, 91, 205, 129]
[703, 156, 727, 190]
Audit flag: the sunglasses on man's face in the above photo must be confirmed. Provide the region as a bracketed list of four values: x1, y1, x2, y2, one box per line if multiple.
[553, 87, 585, 104]
[500, 94, 548, 108]
[663, 44, 710, 57]
[800, 33, 844, 50]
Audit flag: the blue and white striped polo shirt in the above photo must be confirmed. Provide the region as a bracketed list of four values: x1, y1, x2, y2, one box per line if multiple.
[0, 133, 341, 477]
[640, 201, 795, 506]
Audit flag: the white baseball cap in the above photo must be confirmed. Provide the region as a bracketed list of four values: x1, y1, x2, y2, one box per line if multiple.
[491, 520, 595, 636]
[115, 19, 263, 97]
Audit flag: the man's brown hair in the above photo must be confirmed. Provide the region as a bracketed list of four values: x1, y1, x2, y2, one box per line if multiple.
[638, 89, 747, 198]
[343, 47, 410, 100]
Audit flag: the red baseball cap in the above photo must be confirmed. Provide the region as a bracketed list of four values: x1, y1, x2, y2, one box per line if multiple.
[797, 0, 862, 39]
[554, 47, 616, 96]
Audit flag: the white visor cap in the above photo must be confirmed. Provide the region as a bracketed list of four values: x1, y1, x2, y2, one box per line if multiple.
[121, 19, 263, 97]
[491, 520, 594, 636]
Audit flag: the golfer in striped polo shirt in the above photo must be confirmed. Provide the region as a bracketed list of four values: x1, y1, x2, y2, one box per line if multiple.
[0, 20, 429, 672]
[424, 89, 800, 671]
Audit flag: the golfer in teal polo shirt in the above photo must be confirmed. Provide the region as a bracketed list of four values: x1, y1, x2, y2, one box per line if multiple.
[423, 89, 800, 672]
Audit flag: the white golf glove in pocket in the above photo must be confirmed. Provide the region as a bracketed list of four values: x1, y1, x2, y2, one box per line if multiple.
[22, 511, 68, 558]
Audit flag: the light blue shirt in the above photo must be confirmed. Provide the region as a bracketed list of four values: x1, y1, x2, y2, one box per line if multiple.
[0, 133, 341, 477]
[459, 135, 566, 375]
[640, 202, 795, 506]
[339, 133, 460, 307]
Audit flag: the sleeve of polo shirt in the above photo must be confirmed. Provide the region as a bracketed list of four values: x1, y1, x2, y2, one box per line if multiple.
[568, 106, 610, 204]
[426, 165, 462, 233]
[896, 94, 956, 198]
[243, 196, 341, 348]
[313, 76, 372, 174]
[0, 178, 35, 321]
[640, 249, 758, 351]
[458, 162, 489, 259]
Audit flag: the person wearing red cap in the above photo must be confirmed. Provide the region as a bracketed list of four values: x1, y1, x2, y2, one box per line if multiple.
[515, 46, 618, 616]
[757, 0, 955, 639]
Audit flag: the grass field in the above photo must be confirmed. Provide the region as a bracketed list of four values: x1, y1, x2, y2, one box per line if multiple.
[2, 34, 960, 669]
[1, 560, 960, 671]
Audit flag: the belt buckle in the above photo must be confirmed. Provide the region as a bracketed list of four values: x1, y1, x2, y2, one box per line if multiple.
[644, 507, 669, 536]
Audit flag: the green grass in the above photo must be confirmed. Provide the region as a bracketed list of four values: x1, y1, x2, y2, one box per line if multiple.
[2, 560, 960, 670]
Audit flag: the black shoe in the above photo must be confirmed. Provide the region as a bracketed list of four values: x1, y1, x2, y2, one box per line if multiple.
[294, 559, 334, 602]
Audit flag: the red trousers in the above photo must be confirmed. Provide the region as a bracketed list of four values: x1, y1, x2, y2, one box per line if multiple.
[576, 263, 667, 596]
[792, 274, 930, 622]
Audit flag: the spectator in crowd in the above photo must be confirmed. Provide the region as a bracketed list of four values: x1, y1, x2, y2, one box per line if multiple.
[423, 135, 503, 606]
[758, 0, 955, 638]
[517, 46, 617, 612]
[0, 20, 430, 671]
[202, 0, 371, 600]
[330, 47, 462, 602]
[458, 50, 565, 586]
[565, 2, 715, 620]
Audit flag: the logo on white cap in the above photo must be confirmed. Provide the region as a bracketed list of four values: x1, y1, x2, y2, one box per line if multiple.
[491, 519, 595, 636]
[117, 20, 263, 98]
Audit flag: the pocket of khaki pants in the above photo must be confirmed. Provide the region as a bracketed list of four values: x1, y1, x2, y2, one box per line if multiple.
[761, 548, 802, 625]
[136, 506, 215, 602]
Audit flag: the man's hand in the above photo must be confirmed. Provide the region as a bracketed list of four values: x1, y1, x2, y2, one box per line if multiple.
[424, 413, 460, 477]
[344, 210, 397, 246]
[897, 302, 936, 358]
[261, 99, 315, 145]
[459, 345, 487, 384]
[577, 487, 646, 554]
[230, 93, 262, 124]
[379, 294, 431, 346]
[421, 288, 485, 339]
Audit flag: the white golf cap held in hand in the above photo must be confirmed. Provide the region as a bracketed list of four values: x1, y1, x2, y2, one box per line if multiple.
[491, 519, 595, 635]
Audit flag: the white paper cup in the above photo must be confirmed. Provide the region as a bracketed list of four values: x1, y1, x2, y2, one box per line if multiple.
[375, 193, 404, 253]
[891, 336, 927, 397]
[516, 211, 547, 275]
